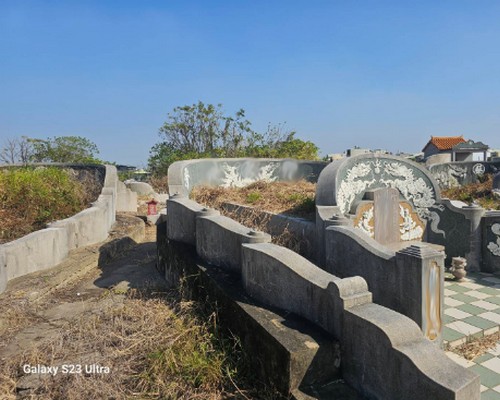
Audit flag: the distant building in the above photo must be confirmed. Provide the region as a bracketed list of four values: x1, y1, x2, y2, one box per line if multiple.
[422, 136, 489, 162]
[344, 147, 392, 157]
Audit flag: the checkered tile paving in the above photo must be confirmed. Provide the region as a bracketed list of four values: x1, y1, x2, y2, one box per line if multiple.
[444, 272, 500, 399]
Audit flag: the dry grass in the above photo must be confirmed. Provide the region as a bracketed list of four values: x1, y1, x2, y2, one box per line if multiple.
[191, 180, 316, 219]
[0, 290, 277, 400]
[222, 206, 312, 256]
[148, 175, 169, 193]
[442, 174, 500, 210]
[449, 331, 500, 361]
[190, 181, 315, 257]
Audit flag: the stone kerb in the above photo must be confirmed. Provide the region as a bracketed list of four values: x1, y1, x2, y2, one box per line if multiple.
[168, 158, 327, 196]
[197, 214, 271, 272]
[241, 242, 479, 399]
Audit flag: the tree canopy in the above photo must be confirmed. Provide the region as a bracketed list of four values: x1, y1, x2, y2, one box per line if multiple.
[0, 136, 102, 164]
[149, 102, 319, 176]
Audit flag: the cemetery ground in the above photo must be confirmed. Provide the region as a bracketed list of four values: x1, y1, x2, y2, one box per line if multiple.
[0, 214, 277, 399]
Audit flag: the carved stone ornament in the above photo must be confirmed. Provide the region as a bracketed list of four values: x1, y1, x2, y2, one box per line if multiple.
[337, 159, 445, 236]
[221, 162, 278, 188]
[487, 223, 500, 257]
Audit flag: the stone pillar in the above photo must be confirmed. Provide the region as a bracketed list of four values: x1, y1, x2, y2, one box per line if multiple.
[462, 205, 486, 272]
[315, 205, 346, 267]
[395, 244, 445, 344]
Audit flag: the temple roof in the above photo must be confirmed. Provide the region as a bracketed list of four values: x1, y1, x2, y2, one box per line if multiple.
[422, 136, 466, 152]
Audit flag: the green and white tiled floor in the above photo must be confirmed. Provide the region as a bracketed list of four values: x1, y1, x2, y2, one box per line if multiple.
[444, 272, 500, 399]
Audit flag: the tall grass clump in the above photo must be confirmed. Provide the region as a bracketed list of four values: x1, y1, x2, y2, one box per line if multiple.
[0, 167, 89, 243]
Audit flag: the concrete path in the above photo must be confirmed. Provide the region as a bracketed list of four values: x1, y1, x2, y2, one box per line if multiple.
[444, 272, 500, 399]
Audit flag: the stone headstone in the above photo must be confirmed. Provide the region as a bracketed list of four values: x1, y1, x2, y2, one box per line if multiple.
[373, 188, 400, 245]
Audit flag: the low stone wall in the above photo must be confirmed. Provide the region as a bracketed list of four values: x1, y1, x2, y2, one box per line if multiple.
[168, 158, 327, 196]
[163, 196, 480, 400]
[0, 165, 132, 293]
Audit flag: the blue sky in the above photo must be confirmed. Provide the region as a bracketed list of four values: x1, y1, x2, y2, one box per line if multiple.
[1, 1, 500, 166]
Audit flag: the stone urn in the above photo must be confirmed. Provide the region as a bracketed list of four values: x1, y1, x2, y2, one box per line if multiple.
[449, 257, 467, 281]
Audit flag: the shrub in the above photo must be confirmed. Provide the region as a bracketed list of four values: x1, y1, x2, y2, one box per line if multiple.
[0, 167, 89, 243]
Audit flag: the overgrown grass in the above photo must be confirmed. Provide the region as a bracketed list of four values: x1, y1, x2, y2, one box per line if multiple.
[442, 174, 500, 210]
[191, 180, 316, 257]
[0, 167, 97, 243]
[191, 180, 316, 219]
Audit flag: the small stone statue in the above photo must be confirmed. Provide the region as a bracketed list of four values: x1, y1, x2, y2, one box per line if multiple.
[449, 257, 467, 281]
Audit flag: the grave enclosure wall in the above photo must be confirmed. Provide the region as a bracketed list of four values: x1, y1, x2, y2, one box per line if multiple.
[0, 164, 137, 293]
[161, 194, 480, 400]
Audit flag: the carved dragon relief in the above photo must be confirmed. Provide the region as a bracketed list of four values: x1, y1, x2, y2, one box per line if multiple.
[221, 162, 278, 188]
[337, 159, 445, 237]
[431, 165, 467, 189]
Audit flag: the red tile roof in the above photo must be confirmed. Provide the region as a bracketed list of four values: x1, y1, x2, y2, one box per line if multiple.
[423, 136, 466, 151]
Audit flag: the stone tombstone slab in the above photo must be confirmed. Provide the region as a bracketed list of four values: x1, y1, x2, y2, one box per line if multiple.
[373, 188, 400, 245]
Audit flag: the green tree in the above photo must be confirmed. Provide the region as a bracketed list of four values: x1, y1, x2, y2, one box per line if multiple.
[29, 136, 101, 164]
[149, 102, 319, 175]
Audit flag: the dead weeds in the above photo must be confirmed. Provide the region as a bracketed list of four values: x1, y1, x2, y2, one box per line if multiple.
[0, 290, 276, 399]
[191, 180, 316, 220]
[449, 331, 500, 361]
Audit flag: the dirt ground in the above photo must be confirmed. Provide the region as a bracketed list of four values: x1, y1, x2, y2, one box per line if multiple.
[0, 214, 164, 397]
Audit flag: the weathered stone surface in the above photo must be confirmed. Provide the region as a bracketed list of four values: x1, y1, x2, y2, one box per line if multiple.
[373, 187, 400, 245]
[117, 180, 137, 212]
[166, 196, 207, 245]
[168, 158, 327, 196]
[125, 181, 155, 195]
[157, 228, 346, 398]
[325, 225, 445, 342]
[196, 214, 271, 272]
[343, 303, 480, 400]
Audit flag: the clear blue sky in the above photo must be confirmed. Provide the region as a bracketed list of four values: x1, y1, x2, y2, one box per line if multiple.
[1, 1, 500, 166]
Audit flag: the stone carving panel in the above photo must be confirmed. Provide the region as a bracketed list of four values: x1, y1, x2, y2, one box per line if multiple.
[353, 203, 374, 238]
[432, 165, 467, 189]
[487, 223, 500, 257]
[221, 162, 278, 188]
[399, 204, 424, 241]
[337, 158, 444, 236]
